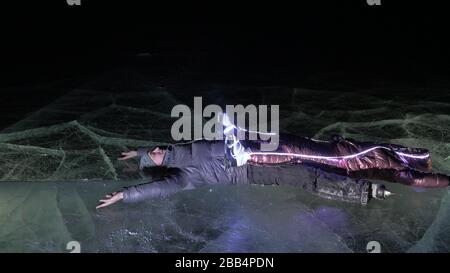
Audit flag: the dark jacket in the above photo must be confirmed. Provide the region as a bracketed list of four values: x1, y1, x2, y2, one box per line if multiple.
[123, 140, 247, 203]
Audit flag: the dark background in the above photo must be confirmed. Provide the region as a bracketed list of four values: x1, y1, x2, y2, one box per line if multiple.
[0, 1, 448, 129]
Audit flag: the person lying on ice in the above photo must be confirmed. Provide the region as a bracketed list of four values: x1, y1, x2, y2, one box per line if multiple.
[96, 133, 449, 209]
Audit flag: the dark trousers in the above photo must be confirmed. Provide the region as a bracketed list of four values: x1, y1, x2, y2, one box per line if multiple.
[247, 163, 372, 205]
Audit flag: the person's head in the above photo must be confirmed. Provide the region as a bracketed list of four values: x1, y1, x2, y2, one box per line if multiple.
[148, 146, 167, 166]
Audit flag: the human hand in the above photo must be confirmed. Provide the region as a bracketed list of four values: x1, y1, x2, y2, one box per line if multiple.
[96, 191, 124, 209]
[118, 151, 138, 161]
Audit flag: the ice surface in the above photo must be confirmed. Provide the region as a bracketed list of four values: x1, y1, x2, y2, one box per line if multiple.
[0, 181, 446, 252]
[0, 69, 449, 252]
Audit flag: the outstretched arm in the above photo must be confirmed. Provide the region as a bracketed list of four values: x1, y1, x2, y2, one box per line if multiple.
[96, 169, 201, 208]
[122, 171, 192, 203]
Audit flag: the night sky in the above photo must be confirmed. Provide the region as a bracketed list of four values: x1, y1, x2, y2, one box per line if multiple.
[1, 1, 447, 128]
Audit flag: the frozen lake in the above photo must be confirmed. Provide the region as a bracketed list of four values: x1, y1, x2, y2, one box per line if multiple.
[1, 71, 449, 252]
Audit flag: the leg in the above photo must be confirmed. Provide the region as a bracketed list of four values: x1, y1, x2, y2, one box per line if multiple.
[348, 168, 449, 188]
[246, 134, 432, 172]
[246, 162, 385, 205]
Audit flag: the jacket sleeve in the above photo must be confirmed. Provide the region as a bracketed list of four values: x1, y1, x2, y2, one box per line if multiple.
[135, 147, 156, 170]
[122, 168, 201, 203]
[136, 147, 149, 157]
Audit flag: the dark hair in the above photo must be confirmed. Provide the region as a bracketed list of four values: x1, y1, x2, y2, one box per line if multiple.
[150, 146, 168, 152]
